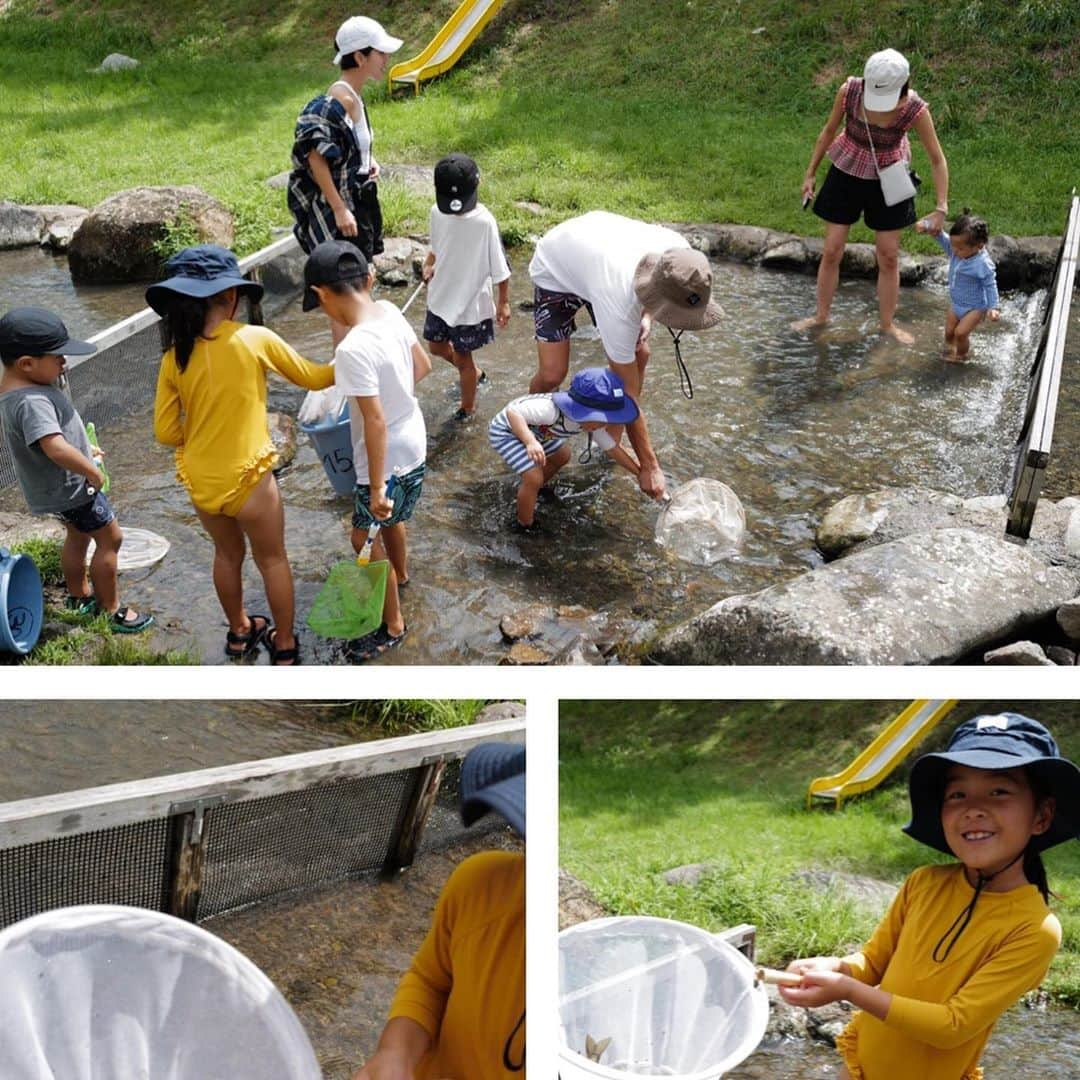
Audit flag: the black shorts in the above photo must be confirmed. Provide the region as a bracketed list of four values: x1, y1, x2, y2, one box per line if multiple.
[813, 163, 918, 232]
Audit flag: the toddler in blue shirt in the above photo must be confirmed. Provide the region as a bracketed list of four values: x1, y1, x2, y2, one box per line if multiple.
[916, 211, 1000, 361]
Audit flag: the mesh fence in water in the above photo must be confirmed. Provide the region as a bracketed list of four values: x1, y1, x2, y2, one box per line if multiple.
[0, 235, 300, 491]
[0, 721, 522, 930]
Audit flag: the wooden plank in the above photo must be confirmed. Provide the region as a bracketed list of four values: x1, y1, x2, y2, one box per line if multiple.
[0, 718, 524, 850]
[383, 761, 446, 875]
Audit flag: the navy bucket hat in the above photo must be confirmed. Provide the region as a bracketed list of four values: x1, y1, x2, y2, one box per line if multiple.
[904, 713, 1080, 855]
[552, 367, 640, 425]
[460, 742, 525, 838]
[145, 245, 263, 317]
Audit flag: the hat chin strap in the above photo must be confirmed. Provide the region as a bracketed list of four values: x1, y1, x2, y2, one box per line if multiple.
[932, 849, 1026, 962]
[668, 327, 693, 400]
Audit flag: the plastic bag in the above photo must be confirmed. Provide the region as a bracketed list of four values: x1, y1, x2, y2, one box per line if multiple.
[297, 384, 347, 427]
[655, 478, 746, 565]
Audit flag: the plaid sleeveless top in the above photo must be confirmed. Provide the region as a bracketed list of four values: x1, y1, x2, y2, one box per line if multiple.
[827, 77, 927, 180]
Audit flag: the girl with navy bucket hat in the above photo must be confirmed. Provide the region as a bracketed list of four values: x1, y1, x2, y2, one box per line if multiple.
[150, 245, 336, 664]
[779, 712, 1079, 1080]
[488, 366, 658, 532]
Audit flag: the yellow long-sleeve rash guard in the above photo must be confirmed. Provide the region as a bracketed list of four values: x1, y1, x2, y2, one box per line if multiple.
[153, 321, 334, 515]
[837, 863, 1060, 1080]
[389, 850, 525, 1080]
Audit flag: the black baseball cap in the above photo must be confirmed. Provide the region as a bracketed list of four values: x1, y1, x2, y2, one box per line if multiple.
[302, 241, 370, 312]
[0, 307, 95, 360]
[434, 153, 480, 215]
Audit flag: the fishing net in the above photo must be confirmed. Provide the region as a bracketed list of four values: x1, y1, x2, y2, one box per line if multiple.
[307, 558, 388, 639]
[655, 478, 746, 566]
[87, 526, 171, 572]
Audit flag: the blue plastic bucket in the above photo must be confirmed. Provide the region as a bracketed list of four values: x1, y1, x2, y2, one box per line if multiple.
[0, 547, 44, 655]
[300, 406, 355, 498]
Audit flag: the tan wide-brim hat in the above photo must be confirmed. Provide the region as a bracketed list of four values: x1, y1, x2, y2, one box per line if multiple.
[633, 248, 724, 331]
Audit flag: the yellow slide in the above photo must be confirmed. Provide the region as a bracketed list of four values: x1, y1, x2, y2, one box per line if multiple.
[388, 0, 506, 95]
[806, 700, 957, 810]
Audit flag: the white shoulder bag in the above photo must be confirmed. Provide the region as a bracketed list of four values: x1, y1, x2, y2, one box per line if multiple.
[863, 107, 917, 206]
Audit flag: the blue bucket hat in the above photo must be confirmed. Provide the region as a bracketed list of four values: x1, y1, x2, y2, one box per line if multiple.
[552, 368, 640, 425]
[460, 742, 525, 838]
[904, 713, 1080, 855]
[145, 245, 263, 317]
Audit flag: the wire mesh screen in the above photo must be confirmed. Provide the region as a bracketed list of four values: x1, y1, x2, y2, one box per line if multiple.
[0, 239, 293, 490]
[196, 769, 416, 920]
[0, 818, 170, 930]
[68, 320, 168, 429]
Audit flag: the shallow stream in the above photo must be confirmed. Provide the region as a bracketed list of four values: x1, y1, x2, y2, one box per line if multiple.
[3, 246, 1078, 664]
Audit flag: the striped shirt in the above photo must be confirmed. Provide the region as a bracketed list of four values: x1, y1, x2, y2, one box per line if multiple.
[827, 77, 927, 180]
[934, 233, 1000, 314]
[489, 393, 615, 474]
[287, 94, 372, 254]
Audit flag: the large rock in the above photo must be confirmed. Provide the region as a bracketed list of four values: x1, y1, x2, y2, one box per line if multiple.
[816, 487, 1075, 566]
[649, 528, 1080, 665]
[0, 511, 65, 545]
[0, 202, 44, 249]
[68, 186, 234, 284]
[372, 236, 425, 284]
[36, 204, 89, 253]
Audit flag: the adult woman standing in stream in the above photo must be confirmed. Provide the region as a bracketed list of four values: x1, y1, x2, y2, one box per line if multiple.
[288, 16, 404, 322]
[793, 49, 950, 344]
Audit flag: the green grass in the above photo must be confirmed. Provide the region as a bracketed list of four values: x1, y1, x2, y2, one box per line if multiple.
[21, 609, 199, 664]
[351, 698, 490, 735]
[560, 700, 1080, 1006]
[0, 0, 1077, 256]
[7, 537, 62, 584]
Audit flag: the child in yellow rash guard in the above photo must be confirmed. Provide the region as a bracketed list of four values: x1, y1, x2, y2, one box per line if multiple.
[154, 320, 333, 515]
[354, 743, 526, 1080]
[780, 713, 1079, 1080]
[389, 850, 525, 1079]
[149, 245, 335, 664]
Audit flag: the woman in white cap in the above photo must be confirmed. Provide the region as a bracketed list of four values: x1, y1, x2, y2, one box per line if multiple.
[793, 49, 949, 344]
[288, 16, 404, 264]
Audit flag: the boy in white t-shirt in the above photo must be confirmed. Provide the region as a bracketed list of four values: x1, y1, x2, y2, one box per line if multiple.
[421, 153, 511, 420]
[303, 240, 433, 662]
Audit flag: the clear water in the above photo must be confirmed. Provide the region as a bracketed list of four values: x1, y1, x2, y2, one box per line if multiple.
[728, 1002, 1080, 1078]
[0, 698, 357, 801]
[3, 248, 1073, 664]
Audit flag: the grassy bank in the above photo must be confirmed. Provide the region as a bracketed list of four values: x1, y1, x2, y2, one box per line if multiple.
[3, 538, 198, 665]
[0, 0, 1077, 256]
[560, 700, 1080, 1006]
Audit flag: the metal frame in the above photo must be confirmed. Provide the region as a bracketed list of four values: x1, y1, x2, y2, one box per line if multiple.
[1007, 194, 1080, 539]
[0, 233, 300, 490]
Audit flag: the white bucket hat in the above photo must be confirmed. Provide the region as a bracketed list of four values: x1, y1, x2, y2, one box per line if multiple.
[863, 48, 910, 110]
[333, 15, 403, 63]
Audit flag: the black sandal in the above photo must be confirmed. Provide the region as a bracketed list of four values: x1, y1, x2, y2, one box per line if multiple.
[266, 627, 301, 666]
[225, 614, 269, 660]
[346, 622, 408, 663]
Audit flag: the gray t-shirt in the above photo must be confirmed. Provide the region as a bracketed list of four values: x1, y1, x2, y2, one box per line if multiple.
[0, 385, 94, 514]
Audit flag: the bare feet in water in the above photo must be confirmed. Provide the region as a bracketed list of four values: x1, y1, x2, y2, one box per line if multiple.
[791, 315, 827, 332]
[881, 323, 914, 345]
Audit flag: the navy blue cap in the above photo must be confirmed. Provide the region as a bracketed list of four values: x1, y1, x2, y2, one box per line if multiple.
[904, 713, 1080, 854]
[145, 245, 263, 316]
[552, 367, 640, 425]
[461, 742, 525, 838]
[0, 307, 95, 360]
[302, 240, 370, 312]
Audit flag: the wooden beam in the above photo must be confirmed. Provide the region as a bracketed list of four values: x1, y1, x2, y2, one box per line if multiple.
[383, 761, 446, 876]
[0, 718, 524, 850]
